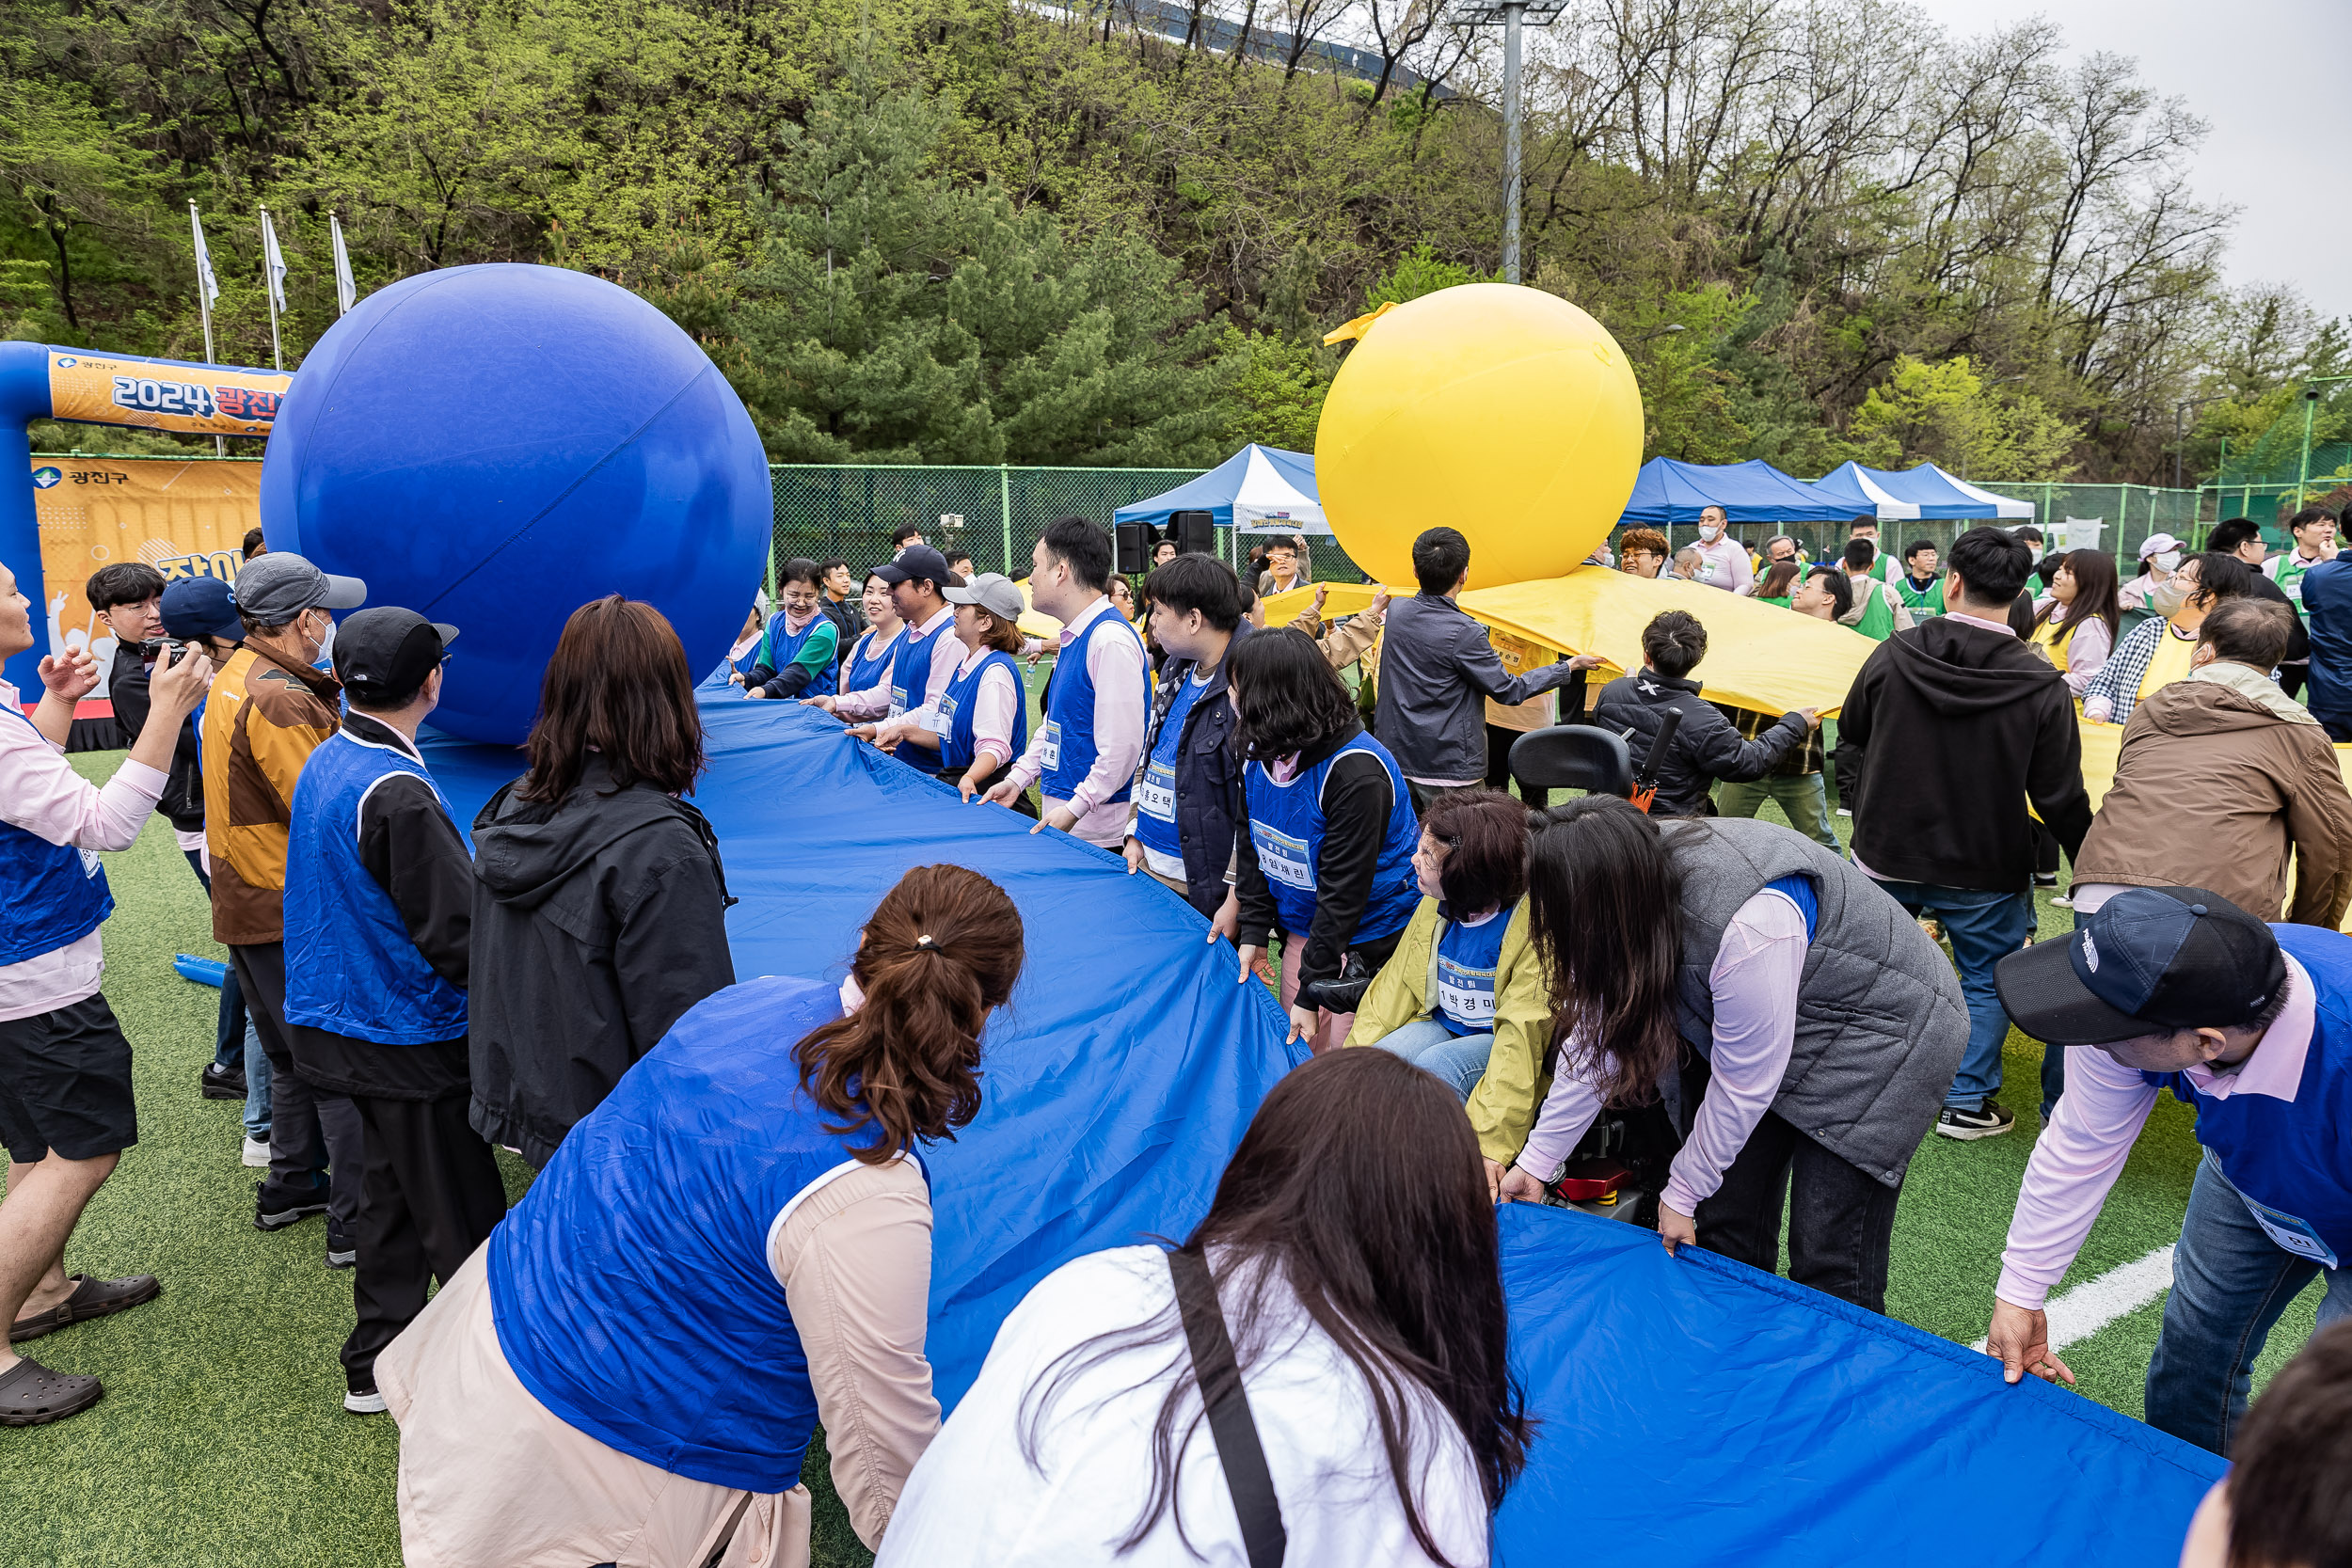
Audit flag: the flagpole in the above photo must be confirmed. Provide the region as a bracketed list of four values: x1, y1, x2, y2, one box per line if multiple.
[192, 201, 225, 455]
[259, 205, 283, 372]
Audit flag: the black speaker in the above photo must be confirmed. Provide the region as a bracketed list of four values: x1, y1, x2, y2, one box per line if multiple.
[1170, 510, 1215, 556]
[1114, 520, 1152, 575]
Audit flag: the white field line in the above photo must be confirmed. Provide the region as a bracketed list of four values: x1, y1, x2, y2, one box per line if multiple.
[1968, 1244, 2177, 1354]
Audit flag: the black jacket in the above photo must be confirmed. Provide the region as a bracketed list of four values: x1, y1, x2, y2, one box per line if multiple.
[1145, 624, 1249, 919]
[1233, 721, 1409, 987]
[1592, 670, 1808, 818]
[1373, 593, 1578, 784]
[467, 754, 737, 1166]
[108, 654, 206, 834]
[1840, 617, 2091, 892]
[290, 713, 479, 1101]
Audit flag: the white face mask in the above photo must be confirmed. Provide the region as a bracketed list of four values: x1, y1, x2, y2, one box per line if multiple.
[2025, 546, 2042, 564]
[2151, 551, 2182, 573]
[311, 610, 336, 672]
[2151, 578, 2194, 615]
[1698, 521, 1724, 541]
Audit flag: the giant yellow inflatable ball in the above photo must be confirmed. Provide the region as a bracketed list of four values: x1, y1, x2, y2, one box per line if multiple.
[1316, 282, 1644, 589]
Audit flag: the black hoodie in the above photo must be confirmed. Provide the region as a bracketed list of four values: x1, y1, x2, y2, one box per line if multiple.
[467, 753, 737, 1167]
[1838, 617, 2091, 893]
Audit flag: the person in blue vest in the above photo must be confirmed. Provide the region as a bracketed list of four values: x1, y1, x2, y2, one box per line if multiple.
[983, 517, 1150, 848]
[810, 546, 964, 777]
[377, 864, 1025, 1565]
[1124, 553, 1249, 918]
[1229, 626, 1422, 1053]
[855, 573, 1029, 804]
[281, 608, 509, 1418]
[1985, 888, 2352, 1454]
[740, 558, 839, 701]
[0, 556, 215, 1425]
[708, 597, 767, 689]
[840, 569, 905, 699]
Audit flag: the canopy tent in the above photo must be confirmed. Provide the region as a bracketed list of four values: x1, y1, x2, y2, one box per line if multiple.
[1808, 463, 1922, 522]
[1618, 457, 1877, 529]
[1826, 461, 2036, 521]
[1111, 442, 1328, 536]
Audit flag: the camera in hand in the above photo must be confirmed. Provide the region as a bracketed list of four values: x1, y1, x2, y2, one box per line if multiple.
[139, 638, 190, 669]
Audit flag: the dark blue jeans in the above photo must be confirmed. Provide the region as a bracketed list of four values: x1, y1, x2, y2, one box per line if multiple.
[1871, 879, 2036, 1111]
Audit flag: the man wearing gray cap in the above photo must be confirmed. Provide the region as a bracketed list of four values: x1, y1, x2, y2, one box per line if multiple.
[200, 552, 371, 1267]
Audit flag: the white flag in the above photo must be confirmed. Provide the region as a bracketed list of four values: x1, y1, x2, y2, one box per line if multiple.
[189, 202, 219, 308]
[329, 213, 356, 316]
[260, 207, 287, 312]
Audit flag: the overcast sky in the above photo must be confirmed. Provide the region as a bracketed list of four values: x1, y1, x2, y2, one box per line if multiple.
[1906, 0, 2352, 321]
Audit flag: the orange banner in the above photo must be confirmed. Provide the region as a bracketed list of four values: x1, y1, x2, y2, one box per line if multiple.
[45, 351, 291, 437]
[30, 456, 263, 697]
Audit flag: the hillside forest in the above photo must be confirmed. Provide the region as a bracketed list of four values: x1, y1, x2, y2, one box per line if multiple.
[6, 0, 2348, 483]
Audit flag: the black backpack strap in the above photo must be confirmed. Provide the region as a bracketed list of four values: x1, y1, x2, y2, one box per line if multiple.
[1168, 1248, 1287, 1568]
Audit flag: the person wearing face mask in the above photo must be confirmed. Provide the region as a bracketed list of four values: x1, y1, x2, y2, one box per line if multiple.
[2119, 533, 2183, 635]
[1984, 890, 2352, 1455]
[199, 552, 373, 1265]
[2083, 553, 2257, 726]
[1686, 505, 1751, 592]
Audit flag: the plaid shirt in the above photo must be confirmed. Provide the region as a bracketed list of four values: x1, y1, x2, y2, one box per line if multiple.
[1714, 702, 1822, 775]
[2079, 614, 2189, 724]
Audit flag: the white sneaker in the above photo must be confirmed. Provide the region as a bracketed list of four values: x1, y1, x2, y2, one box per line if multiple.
[1835, 807, 1851, 817]
[2050, 894, 2074, 909]
[343, 1387, 388, 1415]
[242, 1137, 270, 1167]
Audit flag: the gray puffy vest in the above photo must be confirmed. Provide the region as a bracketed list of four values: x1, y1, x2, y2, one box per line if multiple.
[1659, 816, 1967, 1185]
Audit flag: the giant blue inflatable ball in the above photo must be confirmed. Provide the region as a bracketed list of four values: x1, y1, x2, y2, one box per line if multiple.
[261, 263, 771, 744]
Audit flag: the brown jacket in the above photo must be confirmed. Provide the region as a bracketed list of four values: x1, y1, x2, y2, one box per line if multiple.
[2074, 666, 2352, 927]
[201, 642, 342, 945]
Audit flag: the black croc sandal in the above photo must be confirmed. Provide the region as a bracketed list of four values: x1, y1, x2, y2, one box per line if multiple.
[0, 1357, 103, 1427]
[9, 1274, 161, 1344]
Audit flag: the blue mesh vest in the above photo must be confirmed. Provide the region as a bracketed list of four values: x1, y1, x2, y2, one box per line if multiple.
[281, 729, 469, 1045]
[755, 611, 836, 699]
[1243, 733, 1420, 945]
[1039, 606, 1144, 803]
[846, 625, 903, 697]
[2144, 923, 2352, 1270]
[888, 615, 948, 720]
[0, 705, 113, 967]
[936, 649, 1029, 775]
[487, 974, 901, 1492]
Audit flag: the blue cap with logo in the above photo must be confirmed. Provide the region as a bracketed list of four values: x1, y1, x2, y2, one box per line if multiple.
[1994, 887, 2286, 1046]
[159, 576, 243, 642]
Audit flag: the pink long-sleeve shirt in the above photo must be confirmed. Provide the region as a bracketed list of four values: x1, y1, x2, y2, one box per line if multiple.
[1514, 889, 1807, 1216]
[931, 644, 1024, 768]
[1005, 596, 1149, 848]
[2, 680, 167, 1022]
[835, 605, 961, 723]
[1994, 953, 2315, 1310]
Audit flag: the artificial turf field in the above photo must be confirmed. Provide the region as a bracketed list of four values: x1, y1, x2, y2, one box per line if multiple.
[4, 747, 2326, 1568]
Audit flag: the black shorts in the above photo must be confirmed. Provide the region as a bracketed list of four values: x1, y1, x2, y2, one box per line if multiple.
[0, 993, 139, 1164]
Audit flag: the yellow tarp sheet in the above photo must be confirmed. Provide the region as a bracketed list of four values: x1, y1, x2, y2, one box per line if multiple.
[1263, 566, 1873, 717]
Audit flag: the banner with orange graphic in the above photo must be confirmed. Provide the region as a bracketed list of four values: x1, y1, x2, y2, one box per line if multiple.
[44, 350, 291, 437]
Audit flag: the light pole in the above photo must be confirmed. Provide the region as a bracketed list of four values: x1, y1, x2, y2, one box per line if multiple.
[2293, 376, 2352, 508]
[1460, 0, 1564, 284]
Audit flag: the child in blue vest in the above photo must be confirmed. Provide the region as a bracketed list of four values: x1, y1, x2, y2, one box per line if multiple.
[742, 559, 838, 701]
[282, 609, 509, 1417]
[1228, 627, 1422, 1054]
[856, 574, 1029, 802]
[1990, 888, 2352, 1455]
[376, 865, 1025, 1566]
[984, 518, 1149, 847]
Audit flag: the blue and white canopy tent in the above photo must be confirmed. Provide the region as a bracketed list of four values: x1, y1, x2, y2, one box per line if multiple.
[1823, 461, 2036, 521]
[1808, 462, 1923, 522]
[1113, 443, 1327, 535]
[1617, 457, 1891, 529]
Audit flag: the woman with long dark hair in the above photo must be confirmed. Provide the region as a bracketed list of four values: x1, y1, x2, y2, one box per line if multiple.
[384, 865, 1024, 1567]
[1228, 628, 1423, 1053]
[878, 1048, 1527, 1567]
[2028, 548, 2121, 696]
[468, 595, 737, 1167]
[1498, 797, 1966, 1312]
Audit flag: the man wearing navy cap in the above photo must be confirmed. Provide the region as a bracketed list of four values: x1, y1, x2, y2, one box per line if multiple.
[281, 609, 506, 1414]
[1984, 889, 2352, 1453]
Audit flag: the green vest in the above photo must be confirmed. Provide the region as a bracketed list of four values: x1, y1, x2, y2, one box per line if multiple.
[1896, 572, 1942, 619]
[1852, 583, 1898, 641]
[1756, 595, 1792, 610]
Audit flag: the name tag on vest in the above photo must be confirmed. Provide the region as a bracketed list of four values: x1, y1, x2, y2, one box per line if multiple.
[1136, 759, 1176, 822]
[931, 693, 958, 736]
[2238, 1190, 2340, 1267]
[1038, 721, 1062, 772]
[1251, 822, 1314, 890]
[1436, 955, 1498, 1026]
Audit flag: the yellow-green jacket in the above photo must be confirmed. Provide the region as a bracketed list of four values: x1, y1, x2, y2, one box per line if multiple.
[1342, 895, 1552, 1166]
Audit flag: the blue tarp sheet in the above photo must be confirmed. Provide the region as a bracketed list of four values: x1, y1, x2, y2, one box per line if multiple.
[1619, 457, 1867, 528]
[419, 689, 2222, 1560]
[1111, 442, 1325, 533]
[420, 692, 1308, 1408]
[1495, 1204, 2223, 1565]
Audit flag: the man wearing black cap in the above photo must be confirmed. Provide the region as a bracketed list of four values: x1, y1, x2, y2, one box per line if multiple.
[280, 609, 506, 1415]
[1985, 889, 2352, 1453]
[810, 545, 965, 773]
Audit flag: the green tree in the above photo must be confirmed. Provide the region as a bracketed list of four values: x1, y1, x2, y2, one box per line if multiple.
[1217, 327, 1330, 451]
[1850, 355, 2080, 480]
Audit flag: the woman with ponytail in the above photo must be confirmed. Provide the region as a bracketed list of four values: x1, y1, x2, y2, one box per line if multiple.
[379, 864, 1024, 1568]
[879, 1048, 1526, 1567]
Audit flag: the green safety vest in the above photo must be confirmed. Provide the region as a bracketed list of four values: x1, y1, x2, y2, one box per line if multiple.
[1851, 583, 1898, 641]
[1896, 572, 1942, 618]
[2270, 552, 2327, 615]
